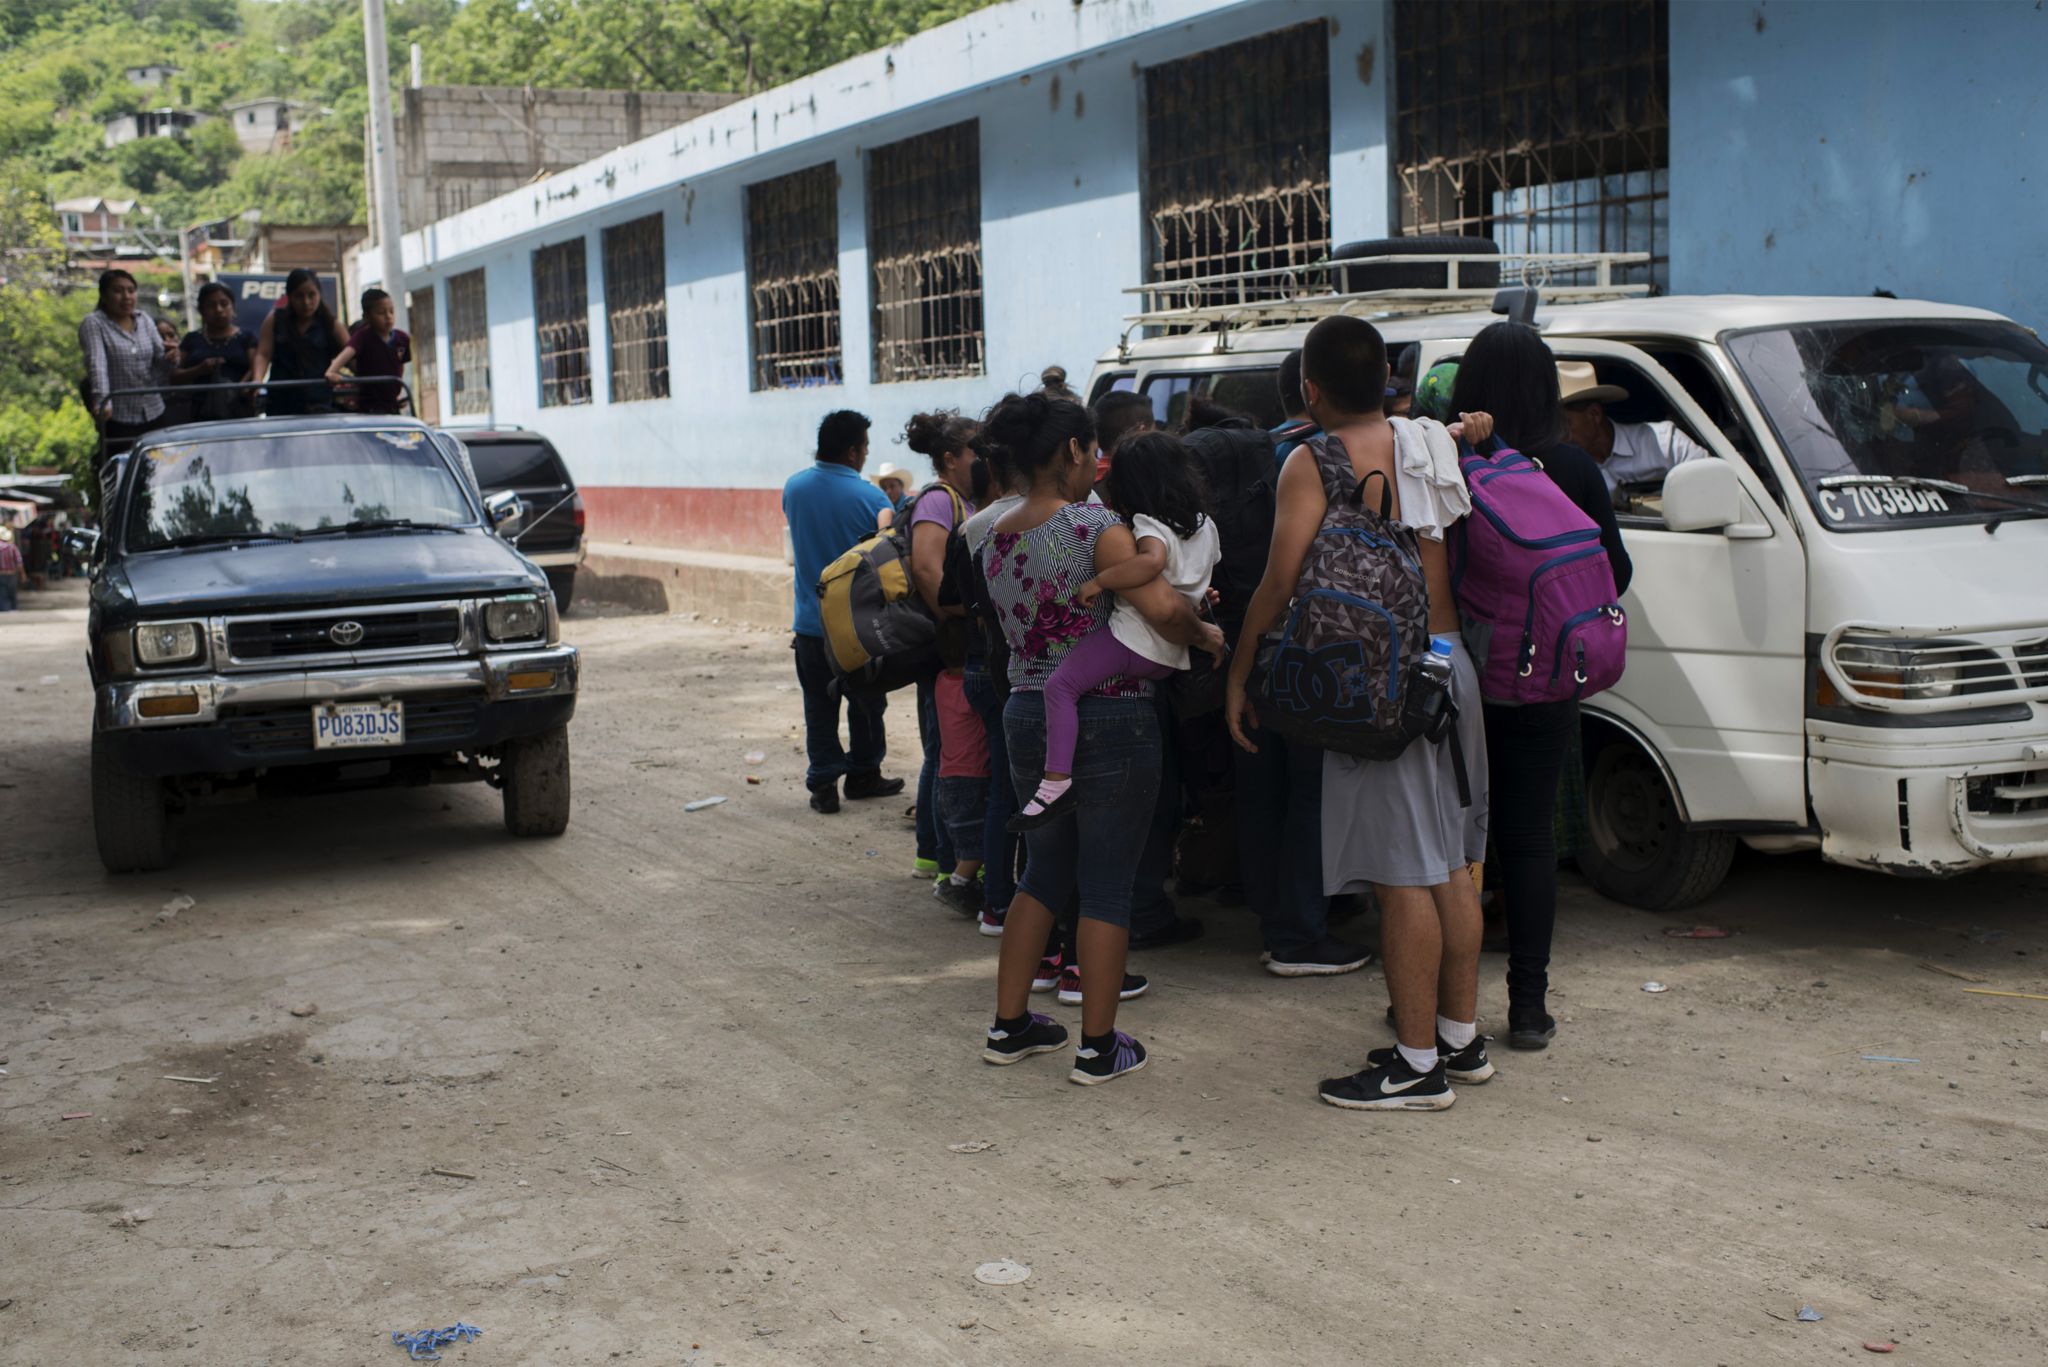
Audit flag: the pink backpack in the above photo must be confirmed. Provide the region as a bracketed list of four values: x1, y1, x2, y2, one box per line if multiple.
[1450, 439, 1626, 705]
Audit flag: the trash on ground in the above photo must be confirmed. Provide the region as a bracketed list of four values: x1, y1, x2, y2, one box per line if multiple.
[1664, 925, 1731, 939]
[743, 750, 766, 765]
[683, 796, 728, 812]
[430, 1167, 477, 1180]
[1796, 1306, 1824, 1322]
[948, 1140, 996, 1154]
[745, 775, 762, 785]
[156, 894, 194, 923]
[37, 674, 59, 685]
[1860, 1055, 1920, 1064]
[1917, 960, 1988, 983]
[289, 1003, 319, 1018]
[1642, 981, 1670, 993]
[163, 1074, 219, 1085]
[391, 1323, 483, 1360]
[973, 1259, 1031, 1286]
[60, 1112, 93, 1120]
[110, 1206, 154, 1228]
[1962, 987, 2048, 1003]
[1863, 1343, 1897, 1354]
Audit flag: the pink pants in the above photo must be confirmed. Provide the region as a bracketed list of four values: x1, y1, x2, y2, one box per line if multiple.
[1041, 626, 1173, 776]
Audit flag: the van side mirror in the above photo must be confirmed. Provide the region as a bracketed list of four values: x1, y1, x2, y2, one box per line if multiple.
[1660, 458, 1743, 533]
[484, 489, 523, 535]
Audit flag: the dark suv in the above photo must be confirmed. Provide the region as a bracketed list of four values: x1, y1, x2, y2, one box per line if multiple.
[443, 428, 585, 610]
[76, 414, 580, 872]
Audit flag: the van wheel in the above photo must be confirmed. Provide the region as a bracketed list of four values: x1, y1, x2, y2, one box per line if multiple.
[1580, 741, 1734, 911]
[501, 725, 571, 837]
[92, 732, 172, 873]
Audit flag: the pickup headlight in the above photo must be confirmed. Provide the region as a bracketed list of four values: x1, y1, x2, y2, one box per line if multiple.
[134, 621, 205, 667]
[484, 596, 546, 643]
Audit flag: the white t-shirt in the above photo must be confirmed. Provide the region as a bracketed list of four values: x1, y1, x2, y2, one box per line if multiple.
[1109, 513, 1222, 669]
[1387, 415, 1471, 543]
[1598, 419, 1712, 494]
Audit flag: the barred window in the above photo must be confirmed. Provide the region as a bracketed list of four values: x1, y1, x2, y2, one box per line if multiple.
[868, 122, 983, 384]
[746, 164, 841, 391]
[1395, 0, 1669, 287]
[1145, 23, 1331, 310]
[532, 238, 591, 408]
[603, 214, 668, 403]
[408, 284, 439, 425]
[446, 269, 490, 417]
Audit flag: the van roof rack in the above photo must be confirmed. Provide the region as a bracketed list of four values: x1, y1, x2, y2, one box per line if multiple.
[1118, 251, 1652, 355]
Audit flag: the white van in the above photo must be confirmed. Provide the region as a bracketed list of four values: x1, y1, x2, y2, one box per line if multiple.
[1089, 254, 2048, 908]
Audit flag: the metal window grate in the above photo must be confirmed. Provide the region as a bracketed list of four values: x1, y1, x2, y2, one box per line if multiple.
[533, 238, 591, 408]
[747, 164, 843, 391]
[446, 269, 491, 417]
[1395, 0, 1669, 289]
[409, 284, 440, 425]
[1144, 22, 1331, 312]
[603, 214, 669, 403]
[868, 122, 984, 384]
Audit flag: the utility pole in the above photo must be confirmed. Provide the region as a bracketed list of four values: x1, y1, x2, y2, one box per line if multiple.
[362, 0, 407, 330]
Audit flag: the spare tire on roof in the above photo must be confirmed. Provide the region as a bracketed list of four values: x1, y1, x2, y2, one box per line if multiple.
[1333, 236, 1501, 293]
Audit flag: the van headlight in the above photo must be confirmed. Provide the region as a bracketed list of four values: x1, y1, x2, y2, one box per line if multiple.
[484, 596, 546, 643]
[1833, 641, 1963, 700]
[134, 621, 205, 667]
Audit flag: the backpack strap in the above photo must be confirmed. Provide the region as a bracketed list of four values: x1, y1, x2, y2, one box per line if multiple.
[1307, 432, 1356, 507]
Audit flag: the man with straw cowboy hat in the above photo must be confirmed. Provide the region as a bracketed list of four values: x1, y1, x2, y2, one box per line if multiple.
[1556, 359, 1712, 495]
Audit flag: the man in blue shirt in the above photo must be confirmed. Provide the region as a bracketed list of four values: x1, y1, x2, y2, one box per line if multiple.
[784, 410, 905, 814]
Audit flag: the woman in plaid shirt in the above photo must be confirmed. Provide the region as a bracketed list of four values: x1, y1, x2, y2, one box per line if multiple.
[78, 269, 177, 455]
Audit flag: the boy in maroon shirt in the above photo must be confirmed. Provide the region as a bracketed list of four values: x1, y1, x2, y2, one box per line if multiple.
[326, 288, 412, 414]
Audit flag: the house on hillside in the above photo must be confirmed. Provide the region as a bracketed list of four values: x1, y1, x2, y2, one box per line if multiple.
[224, 97, 312, 155]
[124, 63, 179, 88]
[54, 198, 140, 253]
[102, 107, 206, 149]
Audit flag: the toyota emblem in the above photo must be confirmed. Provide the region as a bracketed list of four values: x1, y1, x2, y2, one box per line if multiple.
[328, 620, 366, 647]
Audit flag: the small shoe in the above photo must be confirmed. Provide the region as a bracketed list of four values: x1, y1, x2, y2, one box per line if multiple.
[1507, 1009, 1557, 1051]
[1069, 1031, 1148, 1086]
[1127, 916, 1204, 952]
[982, 1012, 1069, 1065]
[1365, 1034, 1495, 1085]
[843, 772, 906, 801]
[1006, 786, 1079, 833]
[1265, 936, 1373, 978]
[978, 906, 1006, 938]
[932, 877, 984, 919]
[808, 785, 840, 814]
[1318, 1055, 1455, 1111]
[911, 855, 940, 879]
[1055, 965, 1149, 1005]
[1030, 952, 1065, 993]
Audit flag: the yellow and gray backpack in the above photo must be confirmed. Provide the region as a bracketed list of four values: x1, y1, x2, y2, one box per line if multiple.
[816, 481, 966, 696]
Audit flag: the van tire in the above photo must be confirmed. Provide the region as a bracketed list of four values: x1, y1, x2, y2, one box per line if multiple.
[92, 733, 172, 873]
[1580, 740, 1735, 911]
[501, 725, 572, 837]
[1333, 236, 1502, 293]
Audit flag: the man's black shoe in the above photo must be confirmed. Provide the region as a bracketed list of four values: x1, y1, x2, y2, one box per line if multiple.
[1507, 1009, 1556, 1051]
[1318, 1054, 1454, 1111]
[1128, 916, 1205, 952]
[1265, 935, 1373, 978]
[808, 784, 840, 814]
[843, 772, 906, 801]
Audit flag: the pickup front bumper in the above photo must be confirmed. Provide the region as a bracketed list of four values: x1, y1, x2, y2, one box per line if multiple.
[96, 646, 578, 777]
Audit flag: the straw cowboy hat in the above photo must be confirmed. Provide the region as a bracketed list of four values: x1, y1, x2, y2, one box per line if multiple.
[1556, 360, 1630, 407]
[870, 461, 911, 488]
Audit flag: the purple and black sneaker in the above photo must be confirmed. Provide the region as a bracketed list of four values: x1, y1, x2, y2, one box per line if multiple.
[1069, 1030, 1148, 1086]
[982, 1012, 1069, 1065]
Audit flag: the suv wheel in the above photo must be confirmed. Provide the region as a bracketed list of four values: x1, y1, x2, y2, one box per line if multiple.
[92, 732, 172, 873]
[1579, 739, 1735, 911]
[501, 724, 571, 837]
[545, 567, 577, 616]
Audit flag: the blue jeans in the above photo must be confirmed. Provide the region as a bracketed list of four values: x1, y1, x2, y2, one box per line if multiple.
[1129, 693, 1181, 937]
[1233, 727, 1329, 956]
[913, 673, 954, 868]
[963, 662, 1017, 910]
[0, 574, 16, 611]
[791, 632, 887, 792]
[1004, 690, 1160, 930]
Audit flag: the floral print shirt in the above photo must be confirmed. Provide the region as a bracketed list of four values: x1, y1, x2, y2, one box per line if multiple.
[980, 502, 1153, 697]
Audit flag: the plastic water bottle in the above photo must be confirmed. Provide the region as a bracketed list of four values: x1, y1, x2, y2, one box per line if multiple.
[1410, 635, 1456, 736]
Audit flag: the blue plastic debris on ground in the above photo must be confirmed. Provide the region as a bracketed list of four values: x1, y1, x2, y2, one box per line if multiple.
[1796, 1306, 1824, 1322]
[391, 1323, 484, 1360]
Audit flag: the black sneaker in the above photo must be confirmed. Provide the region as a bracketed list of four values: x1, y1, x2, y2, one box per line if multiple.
[1128, 916, 1204, 951]
[933, 877, 984, 919]
[983, 1012, 1069, 1065]
[1365, 1034, 1495, 1084]
[1318, 1055, 1454, 1111]
[1006, 786, 1078, 833]
[843, 772, 906, 801]
[1054, 965, 1149, 1006]
[1508, 1009, 1557, 1051]
[1265, 936, 1373, 978]
[808, 784, 840, 814]
[1069, 1031, 1148, 1086]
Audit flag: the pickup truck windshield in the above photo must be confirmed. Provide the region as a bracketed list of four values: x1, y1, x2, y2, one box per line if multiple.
[125, 429, 475, 551]
[1727, 320, 2048, 531]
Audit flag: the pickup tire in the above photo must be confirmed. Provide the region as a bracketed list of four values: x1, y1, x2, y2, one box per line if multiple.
[501, 724, 571, 837]
[92, 733, 172, 873]
[1579, 739, 1735, 911]
[545, 568, 577, 616]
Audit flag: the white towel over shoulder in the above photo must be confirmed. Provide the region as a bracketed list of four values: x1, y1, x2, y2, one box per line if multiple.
[1387, 415, 1471, 542]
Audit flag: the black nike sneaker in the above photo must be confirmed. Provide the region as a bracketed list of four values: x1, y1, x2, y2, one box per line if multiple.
[982, 1012, 1069, 1065]
[1318, 1054, 1455, 1111]
[1364, 1034, 1494, 1084]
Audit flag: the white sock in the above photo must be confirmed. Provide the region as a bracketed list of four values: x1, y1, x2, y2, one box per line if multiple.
[948, 873, 973, 887]
[1396, 1042, 1438, 1073]
[1437, 1016, 1476, 1050]
[1021, 776, 1071, 815]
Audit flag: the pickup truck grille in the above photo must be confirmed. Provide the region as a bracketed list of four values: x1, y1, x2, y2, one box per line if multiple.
[227, 608, 463, 661]
[224, 697, 484, 757]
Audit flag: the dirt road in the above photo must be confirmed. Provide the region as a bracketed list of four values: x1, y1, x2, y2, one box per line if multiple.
[3, 583, 2045, 1364]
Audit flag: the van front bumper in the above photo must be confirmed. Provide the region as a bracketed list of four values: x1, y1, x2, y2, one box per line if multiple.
[1808, 720, 2048, 874]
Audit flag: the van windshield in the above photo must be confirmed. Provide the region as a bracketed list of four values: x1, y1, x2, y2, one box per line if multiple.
[1727, 320, 2048, 531]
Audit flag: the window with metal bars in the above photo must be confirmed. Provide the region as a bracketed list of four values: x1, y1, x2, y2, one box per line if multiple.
[1395, 0, 1669, 288]
[746, 164, 842, 391]
[409, 284, 440, 425]
[603, 214, 669, 403]
[446, 269, 491, 417]
[868, 122, 984, 384]
[1144, 22, 1331, 310]
[532, 238, 591, 408]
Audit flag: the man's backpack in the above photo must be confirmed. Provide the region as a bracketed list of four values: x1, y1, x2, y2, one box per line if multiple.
[1180, 419, 1277, 642]
[1254, 433, 1438, 760]
[1450, 439, 1626, 705]
[816, 481, 966, 696]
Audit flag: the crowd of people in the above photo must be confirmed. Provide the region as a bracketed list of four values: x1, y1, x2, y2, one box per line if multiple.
[783, 323, 1668, 1109]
